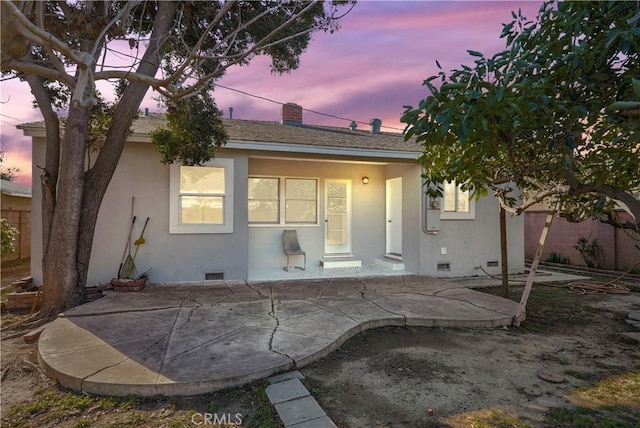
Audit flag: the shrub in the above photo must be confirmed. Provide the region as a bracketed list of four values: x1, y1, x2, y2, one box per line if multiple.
[574, 236, 604, 268]
[546, 251, 570, 264]
[1, 218, 19, 256]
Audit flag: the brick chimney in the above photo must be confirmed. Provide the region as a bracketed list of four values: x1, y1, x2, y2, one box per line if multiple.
[281, 103, 302, 126]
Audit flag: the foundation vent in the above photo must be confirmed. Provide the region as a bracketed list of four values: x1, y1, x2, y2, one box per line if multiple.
[205, 272, 224, 281]
[437, 262, 451, 271]
[487, 261, 499, 267]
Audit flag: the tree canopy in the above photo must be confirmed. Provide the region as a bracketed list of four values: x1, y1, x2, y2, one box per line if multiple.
[402, 1, 640, 233]
[1, 0, 352, 315]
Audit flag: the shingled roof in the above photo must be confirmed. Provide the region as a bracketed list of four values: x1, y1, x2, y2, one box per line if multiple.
[18, 112, 421, 156]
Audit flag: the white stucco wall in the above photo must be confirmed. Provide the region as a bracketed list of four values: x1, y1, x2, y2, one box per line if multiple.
[29, 135, 524, 286]
[31, 140, 250, 285]
[419, 194, 525, 277]
[247, 158, 389, 274]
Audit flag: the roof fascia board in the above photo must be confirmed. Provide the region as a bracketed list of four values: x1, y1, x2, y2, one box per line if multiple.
[225, 140, 419, 160]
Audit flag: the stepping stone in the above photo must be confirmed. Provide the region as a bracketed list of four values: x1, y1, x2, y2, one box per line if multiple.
[274, 396, 327, 427]
[266, 379, 310, 404]
[628, 311, 640, 322]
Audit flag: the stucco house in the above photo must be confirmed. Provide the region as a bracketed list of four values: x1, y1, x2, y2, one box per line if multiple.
[19, 103, 524, 286]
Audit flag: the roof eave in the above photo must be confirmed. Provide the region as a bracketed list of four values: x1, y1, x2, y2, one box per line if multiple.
[18, 126, 420, 160]
[224, 140, 420, 160]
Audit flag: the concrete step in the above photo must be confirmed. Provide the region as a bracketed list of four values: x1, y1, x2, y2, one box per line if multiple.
[375, 257, 405, 271]
[319, 258, 362, 269]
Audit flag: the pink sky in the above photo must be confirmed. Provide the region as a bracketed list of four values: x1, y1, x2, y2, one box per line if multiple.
[0, 1, 544, 186]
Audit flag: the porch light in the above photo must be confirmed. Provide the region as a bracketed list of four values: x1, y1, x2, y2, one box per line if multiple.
[362, 176, 369, 185]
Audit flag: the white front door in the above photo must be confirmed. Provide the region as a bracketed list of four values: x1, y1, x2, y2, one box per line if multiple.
[325, 179, 351, 255]
[386, 177, 402, 258]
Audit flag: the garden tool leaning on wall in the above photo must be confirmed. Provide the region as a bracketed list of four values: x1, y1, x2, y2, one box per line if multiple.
[121, 216, 149, 279]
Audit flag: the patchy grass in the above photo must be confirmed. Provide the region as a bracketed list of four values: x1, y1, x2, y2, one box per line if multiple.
[301, 376, 325, 396]
[1, 377, 281, 428]
[546, 405, 640, 428]
[572, 370, 640, 407]
[445, 409, 533, 428]
[547, 371, 640, 427]
[481, 282, 640, 428]
[4, 387, 126, 427]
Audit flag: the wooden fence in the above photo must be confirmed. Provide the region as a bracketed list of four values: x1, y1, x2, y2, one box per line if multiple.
[1, 209, 31, 263]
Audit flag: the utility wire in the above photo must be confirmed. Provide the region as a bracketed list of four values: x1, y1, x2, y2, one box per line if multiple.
[212, 83, 405, 132]
[0, 113, 24, 123]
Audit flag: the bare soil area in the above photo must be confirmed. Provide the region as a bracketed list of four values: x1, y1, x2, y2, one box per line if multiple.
[1, 276, 639, 428]
[301, 282, 640, 427]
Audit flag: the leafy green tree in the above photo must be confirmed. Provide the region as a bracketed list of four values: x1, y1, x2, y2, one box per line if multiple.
[152, 91, 228, 166]
[1, 1, 352, 316]
[402, 1, 639, 233]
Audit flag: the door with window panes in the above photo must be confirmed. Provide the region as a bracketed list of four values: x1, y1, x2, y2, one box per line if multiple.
[324, 179, 351, 255]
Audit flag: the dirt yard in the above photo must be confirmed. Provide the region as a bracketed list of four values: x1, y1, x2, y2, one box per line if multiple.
[1, 275, 639, 428]
[302, 282, 640, 427]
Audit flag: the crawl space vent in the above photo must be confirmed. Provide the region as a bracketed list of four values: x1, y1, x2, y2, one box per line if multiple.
[437, 262, 451, 271]
[486, 261, 499, 267]
[205, 272, 224, 281]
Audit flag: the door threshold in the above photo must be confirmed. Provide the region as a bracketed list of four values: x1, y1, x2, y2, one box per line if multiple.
[384, 253, 403, 261]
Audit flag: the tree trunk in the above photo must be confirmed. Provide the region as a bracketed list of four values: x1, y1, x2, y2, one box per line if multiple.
[37, 1, 178, 315]
[40, 104, 89, 316]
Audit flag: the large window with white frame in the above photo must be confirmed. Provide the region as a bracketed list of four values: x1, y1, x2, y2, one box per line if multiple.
[249, 176, 318, 225]
[170, 158, 234, 234]
[441, 180, 475, 220]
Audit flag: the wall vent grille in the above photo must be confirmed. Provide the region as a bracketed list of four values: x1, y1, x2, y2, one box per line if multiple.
[437, 262, 451, 271]
[205, 272, 224, 281]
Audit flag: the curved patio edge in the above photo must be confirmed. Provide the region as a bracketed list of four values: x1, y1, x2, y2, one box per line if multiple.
[37, 280, 519, 397]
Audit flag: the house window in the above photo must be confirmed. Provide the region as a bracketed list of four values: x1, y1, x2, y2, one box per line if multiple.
[441, 181, 475, 220]
[248, 177, 318, 225]
[170, 158, 234, 234]
[285, 178, 317, 223]
[248, 178, 280, 223]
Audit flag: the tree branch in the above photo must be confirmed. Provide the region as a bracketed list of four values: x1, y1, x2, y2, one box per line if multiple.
[1, 1, 86, 65]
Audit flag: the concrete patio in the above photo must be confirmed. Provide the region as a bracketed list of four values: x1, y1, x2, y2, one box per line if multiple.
[38, 275, 520, 397]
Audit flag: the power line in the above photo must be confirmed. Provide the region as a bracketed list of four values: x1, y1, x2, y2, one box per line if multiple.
[212, 83, 405, 132]
[0, 113, 24, 123]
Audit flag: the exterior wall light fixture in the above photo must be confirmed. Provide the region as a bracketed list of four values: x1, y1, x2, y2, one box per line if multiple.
[362, 176, 370, 185]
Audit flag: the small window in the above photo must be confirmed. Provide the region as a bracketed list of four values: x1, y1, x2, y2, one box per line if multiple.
[170, 158, 234, 234]
[248, 176, 318, 225]
[441, 181, 475, 220]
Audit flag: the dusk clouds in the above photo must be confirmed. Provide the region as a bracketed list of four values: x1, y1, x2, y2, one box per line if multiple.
[0, 1, 544, 185]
